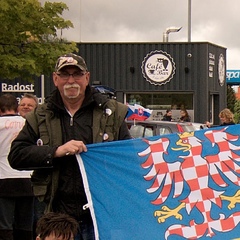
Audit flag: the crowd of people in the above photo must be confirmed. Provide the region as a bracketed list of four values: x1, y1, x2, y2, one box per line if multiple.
[162, 107, 236, 127]
[0, 52, 237, 240]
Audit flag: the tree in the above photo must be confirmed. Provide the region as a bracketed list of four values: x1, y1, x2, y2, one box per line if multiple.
[227, 85, 236, 113]
[234, 100, 240, 123]
[0, 0, 77, 80]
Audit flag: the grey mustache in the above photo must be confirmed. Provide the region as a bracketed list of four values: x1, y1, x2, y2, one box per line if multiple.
[64, 84, 80, 89]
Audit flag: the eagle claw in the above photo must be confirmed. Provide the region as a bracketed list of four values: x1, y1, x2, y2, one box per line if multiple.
[220, 190, 240, 210]
[154, 203, 185, 223]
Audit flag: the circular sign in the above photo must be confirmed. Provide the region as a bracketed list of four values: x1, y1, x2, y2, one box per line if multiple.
[218, 53, 225, 86]
[141, 50, 176, 85]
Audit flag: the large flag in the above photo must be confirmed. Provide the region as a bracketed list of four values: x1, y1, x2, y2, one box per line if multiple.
[77, 125, 240, 240]
[126, 103, 152, 120]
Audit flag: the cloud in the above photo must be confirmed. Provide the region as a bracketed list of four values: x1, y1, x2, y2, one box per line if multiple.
[43, 0, 240, 69]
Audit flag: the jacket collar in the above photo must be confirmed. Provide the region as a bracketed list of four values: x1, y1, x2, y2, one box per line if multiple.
[46, 85, 110, 112]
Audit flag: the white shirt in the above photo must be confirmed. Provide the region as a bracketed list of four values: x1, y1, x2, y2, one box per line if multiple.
[0, 115, 32, 179]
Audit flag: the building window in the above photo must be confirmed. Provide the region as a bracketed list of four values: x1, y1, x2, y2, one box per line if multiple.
[126, 92, 193, 110]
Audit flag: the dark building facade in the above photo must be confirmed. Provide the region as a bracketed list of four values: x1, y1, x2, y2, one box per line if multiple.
[0, 42, 226, 124]
[77, 42, 226, 124]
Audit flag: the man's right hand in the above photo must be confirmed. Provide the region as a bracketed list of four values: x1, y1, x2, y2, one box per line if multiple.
[54, 140, 87, 157]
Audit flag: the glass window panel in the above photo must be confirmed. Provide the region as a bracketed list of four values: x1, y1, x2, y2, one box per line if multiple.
[144, 127, 153, 137]
[126, 93, 193, 110]
[159, 127, 171, 135]
[129, 125, 144, 138]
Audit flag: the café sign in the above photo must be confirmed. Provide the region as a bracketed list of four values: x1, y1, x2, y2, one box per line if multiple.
[141, 50, 176, 85]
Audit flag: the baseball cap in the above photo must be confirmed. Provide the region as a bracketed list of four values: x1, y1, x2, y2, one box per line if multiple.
[55, 53, 88, 72]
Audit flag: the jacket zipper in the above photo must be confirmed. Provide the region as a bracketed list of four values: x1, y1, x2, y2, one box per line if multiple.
[70, 116, 73, 126]
[65, 108, 74, 126]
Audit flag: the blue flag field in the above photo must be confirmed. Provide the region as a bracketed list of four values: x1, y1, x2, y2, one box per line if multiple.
[76, 125, 240, 240]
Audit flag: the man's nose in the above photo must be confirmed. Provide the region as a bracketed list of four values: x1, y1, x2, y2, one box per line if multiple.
[67, 75, 75, 83]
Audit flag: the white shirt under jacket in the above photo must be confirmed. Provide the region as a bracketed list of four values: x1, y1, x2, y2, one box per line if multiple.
[0, 115, 32, 179]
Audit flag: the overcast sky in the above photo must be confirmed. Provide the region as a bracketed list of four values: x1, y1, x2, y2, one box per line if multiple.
[45, 0, 240, 69]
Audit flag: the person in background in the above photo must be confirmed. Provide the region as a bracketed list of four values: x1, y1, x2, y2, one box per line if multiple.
[219, 108, 235, 126]
[204, 120, 211, 128]
[179, 109, 191, 122]
[162, 108, 172, 121]
[18, 93, 38, 118]
[8, 53, 131, 240]
[205, 108, 235, 127]
[0, 94, 33, 240]
[18, 94, 44, 240]
[36, 212, 78, 240]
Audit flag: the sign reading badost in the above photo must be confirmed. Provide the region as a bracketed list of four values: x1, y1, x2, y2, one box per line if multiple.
[1, 82, 34, 92]
[0, 82, 45, 104]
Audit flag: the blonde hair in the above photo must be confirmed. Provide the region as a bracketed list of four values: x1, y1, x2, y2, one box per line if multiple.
[219, 108, 234, 123]
[20, 93, 38, 107]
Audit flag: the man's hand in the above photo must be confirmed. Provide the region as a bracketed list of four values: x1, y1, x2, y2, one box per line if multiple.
[54, 140, 87, 157]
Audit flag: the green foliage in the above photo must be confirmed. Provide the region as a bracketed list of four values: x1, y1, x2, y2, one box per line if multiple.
[234, 100, 240, 123]
[0, 0, 77, 80]
[227, 85, 236, 113]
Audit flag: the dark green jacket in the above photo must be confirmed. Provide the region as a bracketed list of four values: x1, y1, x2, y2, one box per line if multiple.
[8, 87, 130, 216]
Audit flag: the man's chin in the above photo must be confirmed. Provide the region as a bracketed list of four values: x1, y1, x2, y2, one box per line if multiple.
[64, 89, 80, 99]
[66, 95, 79, 99]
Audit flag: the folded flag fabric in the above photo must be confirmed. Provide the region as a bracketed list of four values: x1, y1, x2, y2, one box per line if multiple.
[126, 103, 152, 120]
[76, 125, 240, 240]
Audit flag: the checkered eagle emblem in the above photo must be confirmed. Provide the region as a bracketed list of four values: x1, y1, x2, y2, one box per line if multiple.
[139, 127, 240, 239]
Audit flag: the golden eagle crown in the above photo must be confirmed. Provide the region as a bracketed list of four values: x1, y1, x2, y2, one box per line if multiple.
[178, 131, 194, 139]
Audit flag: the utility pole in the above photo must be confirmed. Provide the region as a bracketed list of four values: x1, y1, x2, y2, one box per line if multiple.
[188, 0, 191, 42]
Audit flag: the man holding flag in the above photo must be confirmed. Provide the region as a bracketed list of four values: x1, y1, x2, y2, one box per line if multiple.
[8, 53, 131, 240]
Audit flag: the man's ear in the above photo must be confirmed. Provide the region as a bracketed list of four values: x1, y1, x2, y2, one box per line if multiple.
[53, 72, 58, 87]
[85, 72, 90, 85]
[36, 236, 41, 240]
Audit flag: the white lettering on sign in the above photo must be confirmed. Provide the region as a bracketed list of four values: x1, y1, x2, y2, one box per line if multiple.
[16, 96, 43, 105]
[1, 83, 34, 92]
[226, 71, 240, 81]
[209, 53, 215, 59]
[208, 53, 215, 78]
[209, 60, 215, 66]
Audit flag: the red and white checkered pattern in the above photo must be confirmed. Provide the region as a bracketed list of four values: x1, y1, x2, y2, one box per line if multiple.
[140, 137, 184, 204]
[166, 212, 240, 239]
[139, 127, 240, 239]
[205, 128, 240, 186]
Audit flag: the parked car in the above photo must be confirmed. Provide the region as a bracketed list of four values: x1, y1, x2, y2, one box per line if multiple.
[191, 122, 209, 130]
[127, 120, 207, 138]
